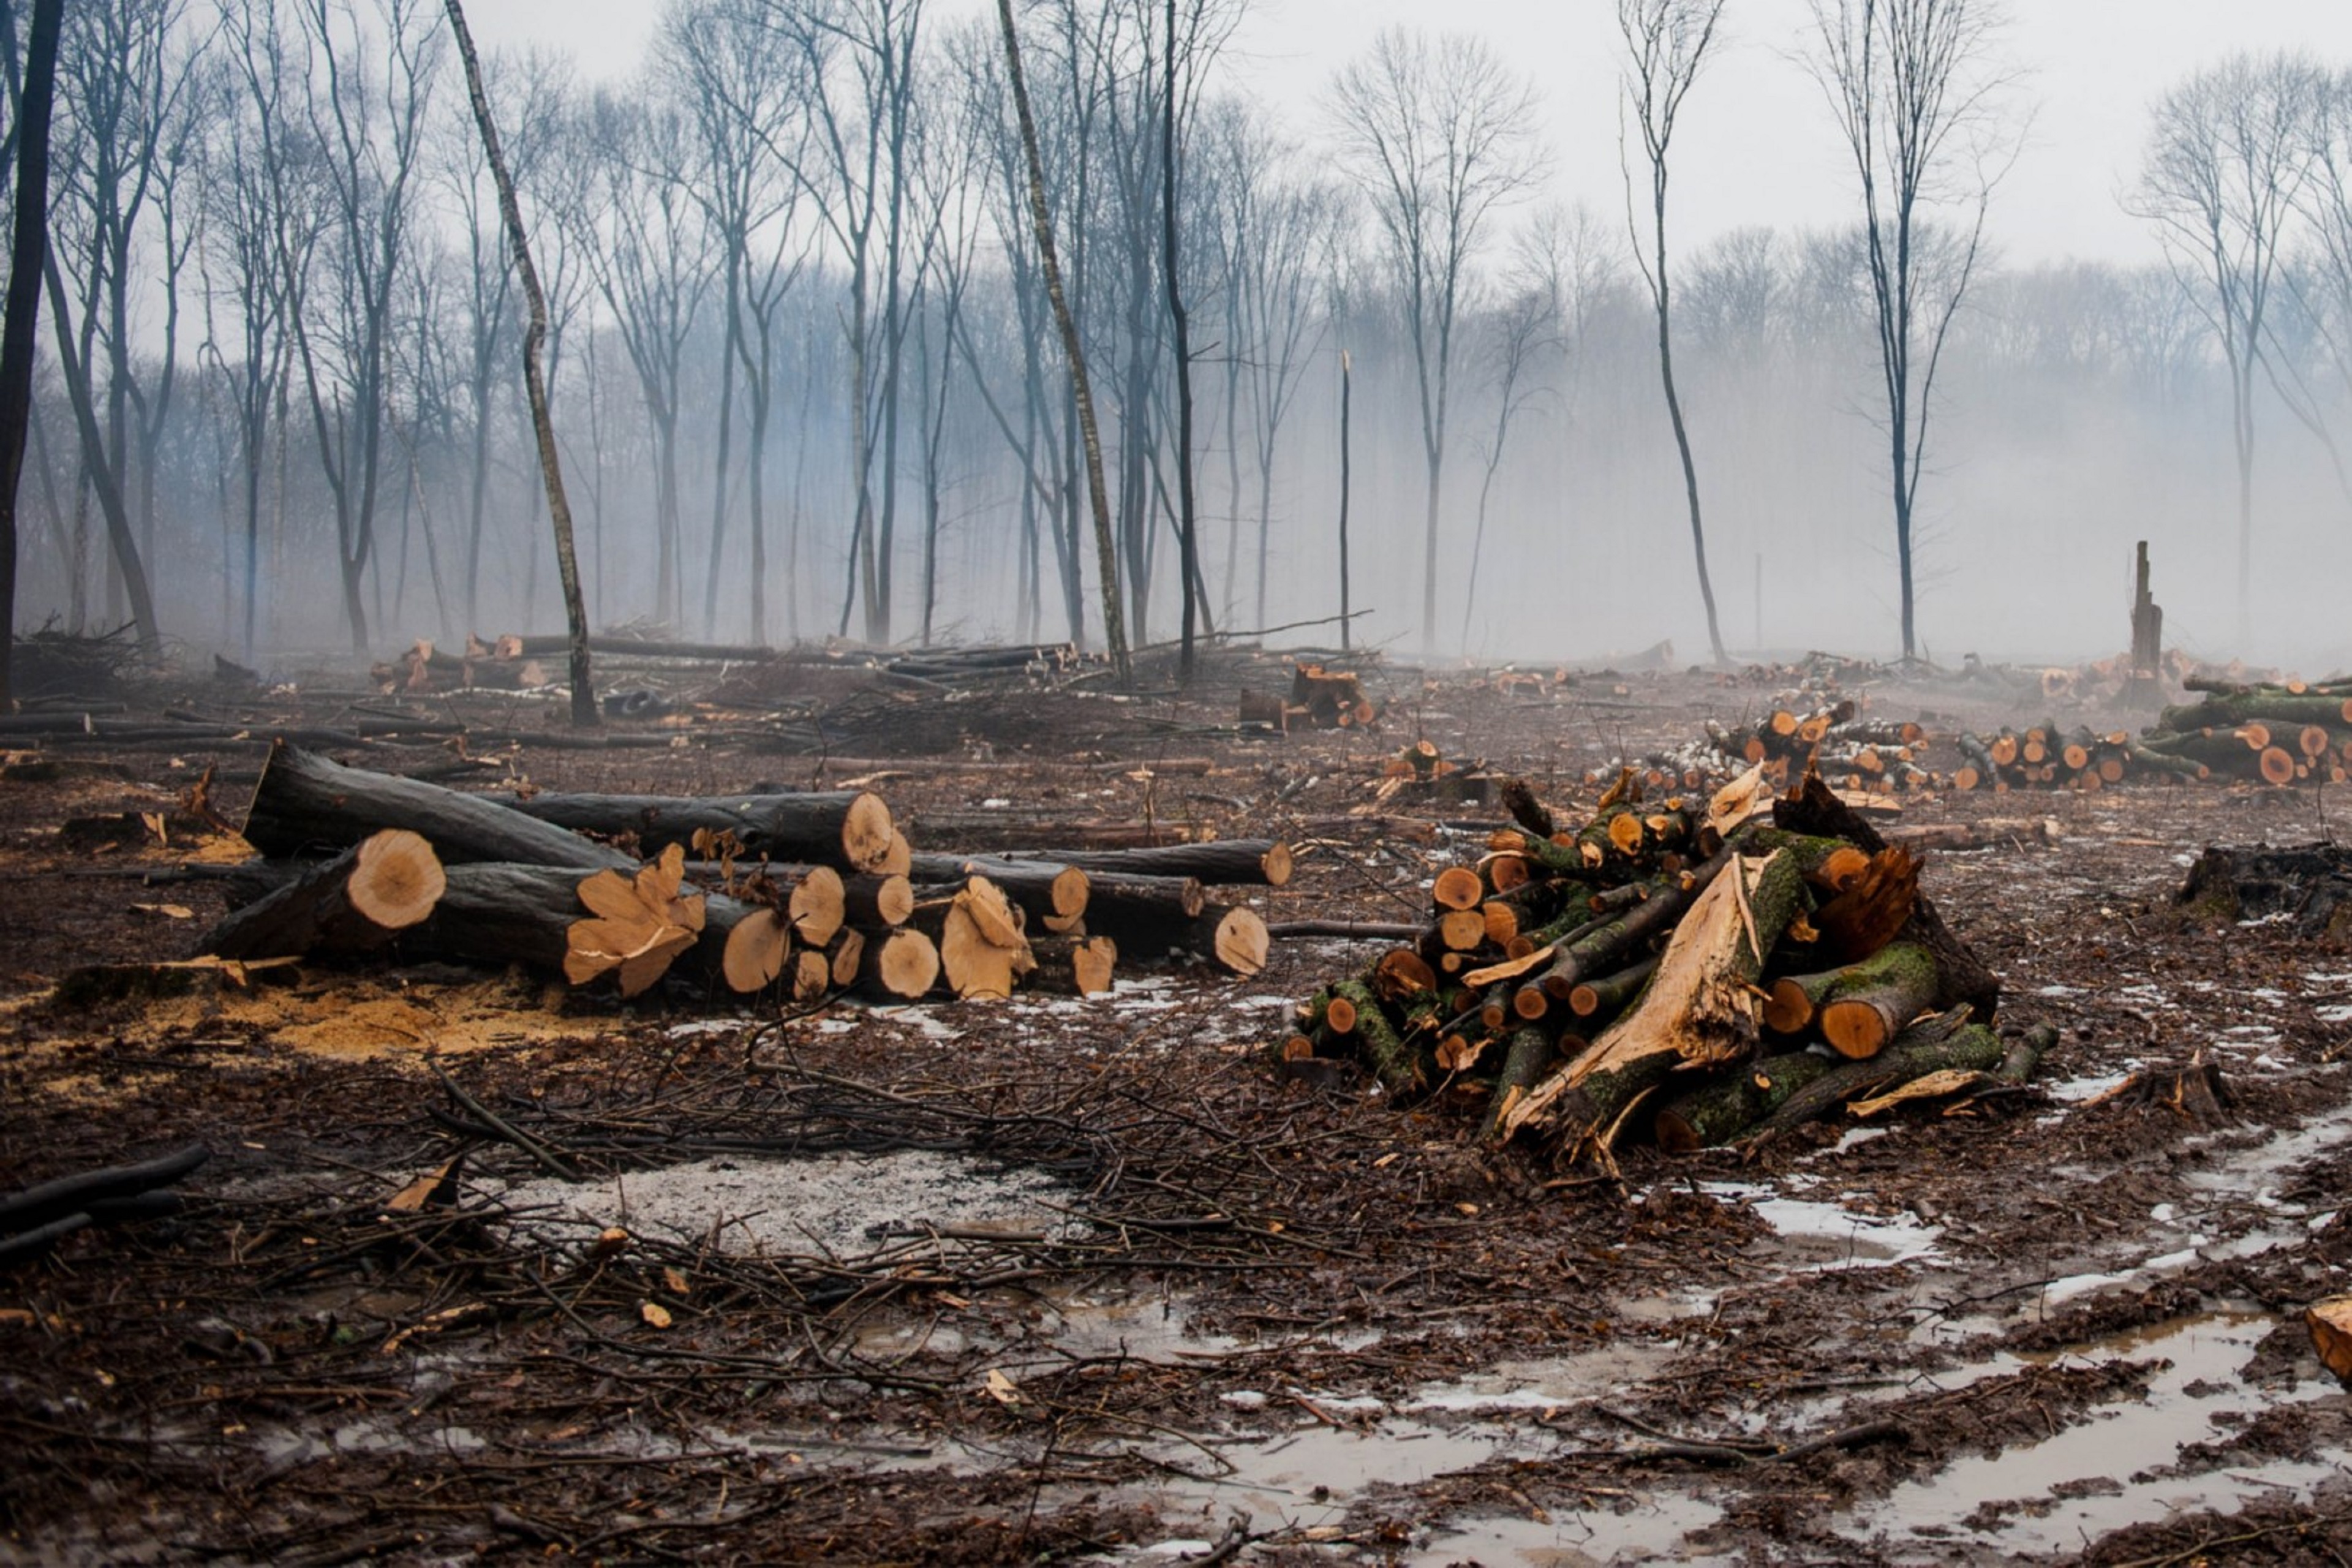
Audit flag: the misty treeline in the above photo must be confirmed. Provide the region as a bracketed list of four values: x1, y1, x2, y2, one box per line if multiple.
[15, 0, 2352, 671]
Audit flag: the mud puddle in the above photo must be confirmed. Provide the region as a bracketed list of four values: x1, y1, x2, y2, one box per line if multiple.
[1841, 1311, 2345, 1558]
[1408, 1496, 1732, 1567]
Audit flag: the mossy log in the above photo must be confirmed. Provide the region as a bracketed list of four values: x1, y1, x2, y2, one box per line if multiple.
[1329, 979, 1421, 1096]
[1654, 1051, 1841, 1152]
[1774, 777, 1999, 1021]
[1748, 1012, 2005, 1140]
[2158, 692, 2352, 734]
[1766, 941, 1940, 1058]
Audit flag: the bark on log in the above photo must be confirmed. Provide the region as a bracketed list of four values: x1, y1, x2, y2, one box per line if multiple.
[1479, 1027, 1556, 1144]
[242, 744, 627, 869]
[1774, 776, 2000, 1020]
[937, 839, 1292, 886]
[1654, 1052, 1839, 1152]
[1749, 1011, 2003, 1140]
[506, 790, 895, 872]
[0, 1144, 210, 1237]
[907, 856, 1090, 924]
[202, 829, 445, 960]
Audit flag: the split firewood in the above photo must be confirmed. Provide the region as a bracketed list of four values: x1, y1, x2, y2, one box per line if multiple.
[935, 878, 1036, 1000]
[564, 846, 707, 998]
[203, 829, 447, 961]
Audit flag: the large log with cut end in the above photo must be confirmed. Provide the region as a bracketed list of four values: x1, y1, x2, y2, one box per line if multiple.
[243, 744, 625, 870]
[908, 856, 1091, 925]
[507, 790, 897, 872]
[1765, 942, 1941, 1057]
[203, 829, 446, 960]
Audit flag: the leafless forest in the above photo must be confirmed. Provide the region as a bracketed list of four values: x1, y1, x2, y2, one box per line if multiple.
[11, 1, 2352, 670]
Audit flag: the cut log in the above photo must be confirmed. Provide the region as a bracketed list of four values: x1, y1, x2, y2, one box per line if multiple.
[862, 928, 942, 1000]
[243, 743, 625, 870]
[507, 790, 897, 872]
[938, 895, 1032, 1001]
[1328, 979, 1420, 1095]
[1749, 1009, 2003, 1140]
[1028, 935, 1118, 996]
[202, 829, 445, 961]
[934, 839, 1292, 887]
[1814, 943, 1942, 1058]
[1200, 905, 1270, 976]
[1567, 954, 1660, 1021]
[721, 908, 792, 993]
[1774, 777, 2000, 1020]
[907, 856, 1091, 925]
[1479, 1028, 1556, 1143]
[2308, 1298, 2352, 1384]
[786, 867, 848, 947]
[1433, 865, 1486, 911]
[829, 929, 867, 989]
[841, 873, 915, 929]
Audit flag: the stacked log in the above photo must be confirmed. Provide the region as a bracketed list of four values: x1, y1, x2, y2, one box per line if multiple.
[195, 745, 1272, 1005]
[1951, 723, 2193, 792]
[1280, 769, 2019, 1161]
[2135, 680, 2352, 787]
[1290, 662, 1378, 729]
[371, 638, 548, 695]
[1705, 704, 1933, 794]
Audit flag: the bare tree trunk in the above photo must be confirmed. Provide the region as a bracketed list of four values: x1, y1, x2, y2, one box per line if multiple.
[1162, 0, 1199, 681]
[443, 0, 597, 726]
[996, 0, 1128, 685]
[0, 0, 62, 708]
[1337, 347, 1352, 653]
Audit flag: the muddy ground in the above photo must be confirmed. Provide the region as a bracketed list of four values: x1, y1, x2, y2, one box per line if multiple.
[5, 650, 2352, 1565]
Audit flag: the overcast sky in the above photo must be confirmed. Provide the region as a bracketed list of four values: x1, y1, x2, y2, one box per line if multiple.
[471, 0, 2352, 268]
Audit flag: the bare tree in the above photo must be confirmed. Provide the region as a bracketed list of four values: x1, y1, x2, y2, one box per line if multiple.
[1460, 228, 1564, 652]
[2136, 55, 2323, 644]
[1327, 28, 1547, 651]
[1803, 0, 2013, 660]
[1619, 0, 1727, 664]
[0, 0, 64, 707]
[441, 0, 594, 724]
[995, 0, 1128, 683]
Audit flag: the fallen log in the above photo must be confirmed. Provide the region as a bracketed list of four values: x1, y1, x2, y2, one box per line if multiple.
[943, 839, 1292, 887]
[202, 829, 446, 961]
[1748, 1011, 2005, 1140]
[1654, 1052, 1841, 1152]
[241, 743, 625, 870]
[505, 790, 897, 873]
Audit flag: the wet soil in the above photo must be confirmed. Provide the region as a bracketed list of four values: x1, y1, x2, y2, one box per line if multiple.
[4, 655, 2352, 1564]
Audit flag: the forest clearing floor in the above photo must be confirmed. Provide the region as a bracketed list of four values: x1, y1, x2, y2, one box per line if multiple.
[6, 650, 2352, 1564]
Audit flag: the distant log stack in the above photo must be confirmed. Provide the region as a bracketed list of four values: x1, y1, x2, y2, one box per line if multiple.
[1951, 722, 2187, 793]
[197, 745, 1276, 1004]
[2135, 682, 2352, 788]
[1703, 703, 1932, 794]
[1278, 769, 2021, 1161]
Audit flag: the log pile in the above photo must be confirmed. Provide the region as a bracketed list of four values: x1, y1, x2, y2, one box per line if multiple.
[1950, 723, 2187, 792]
[1706, 703, 1932, 793]
[1280, 769, 2025, 1162]
[195, 745, 1276, 1004]
[372, 638, 550, 695]
[1374, 741, 1493, 805]
[2136, 680, 2352, 788]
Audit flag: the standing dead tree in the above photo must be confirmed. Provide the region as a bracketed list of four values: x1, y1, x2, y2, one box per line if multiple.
[1619, 0, 1728, 666]
[0, 0, 66, 709]
[1327, 28, 1546, 653]
[995, 0, 1129, 685]
[2136, 53, 2324, 644]
[1803, 0, 2013, 662]
[441, 0, 595, 726]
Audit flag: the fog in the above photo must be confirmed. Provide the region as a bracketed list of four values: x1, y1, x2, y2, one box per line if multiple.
[18, 0, 2352, 678]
